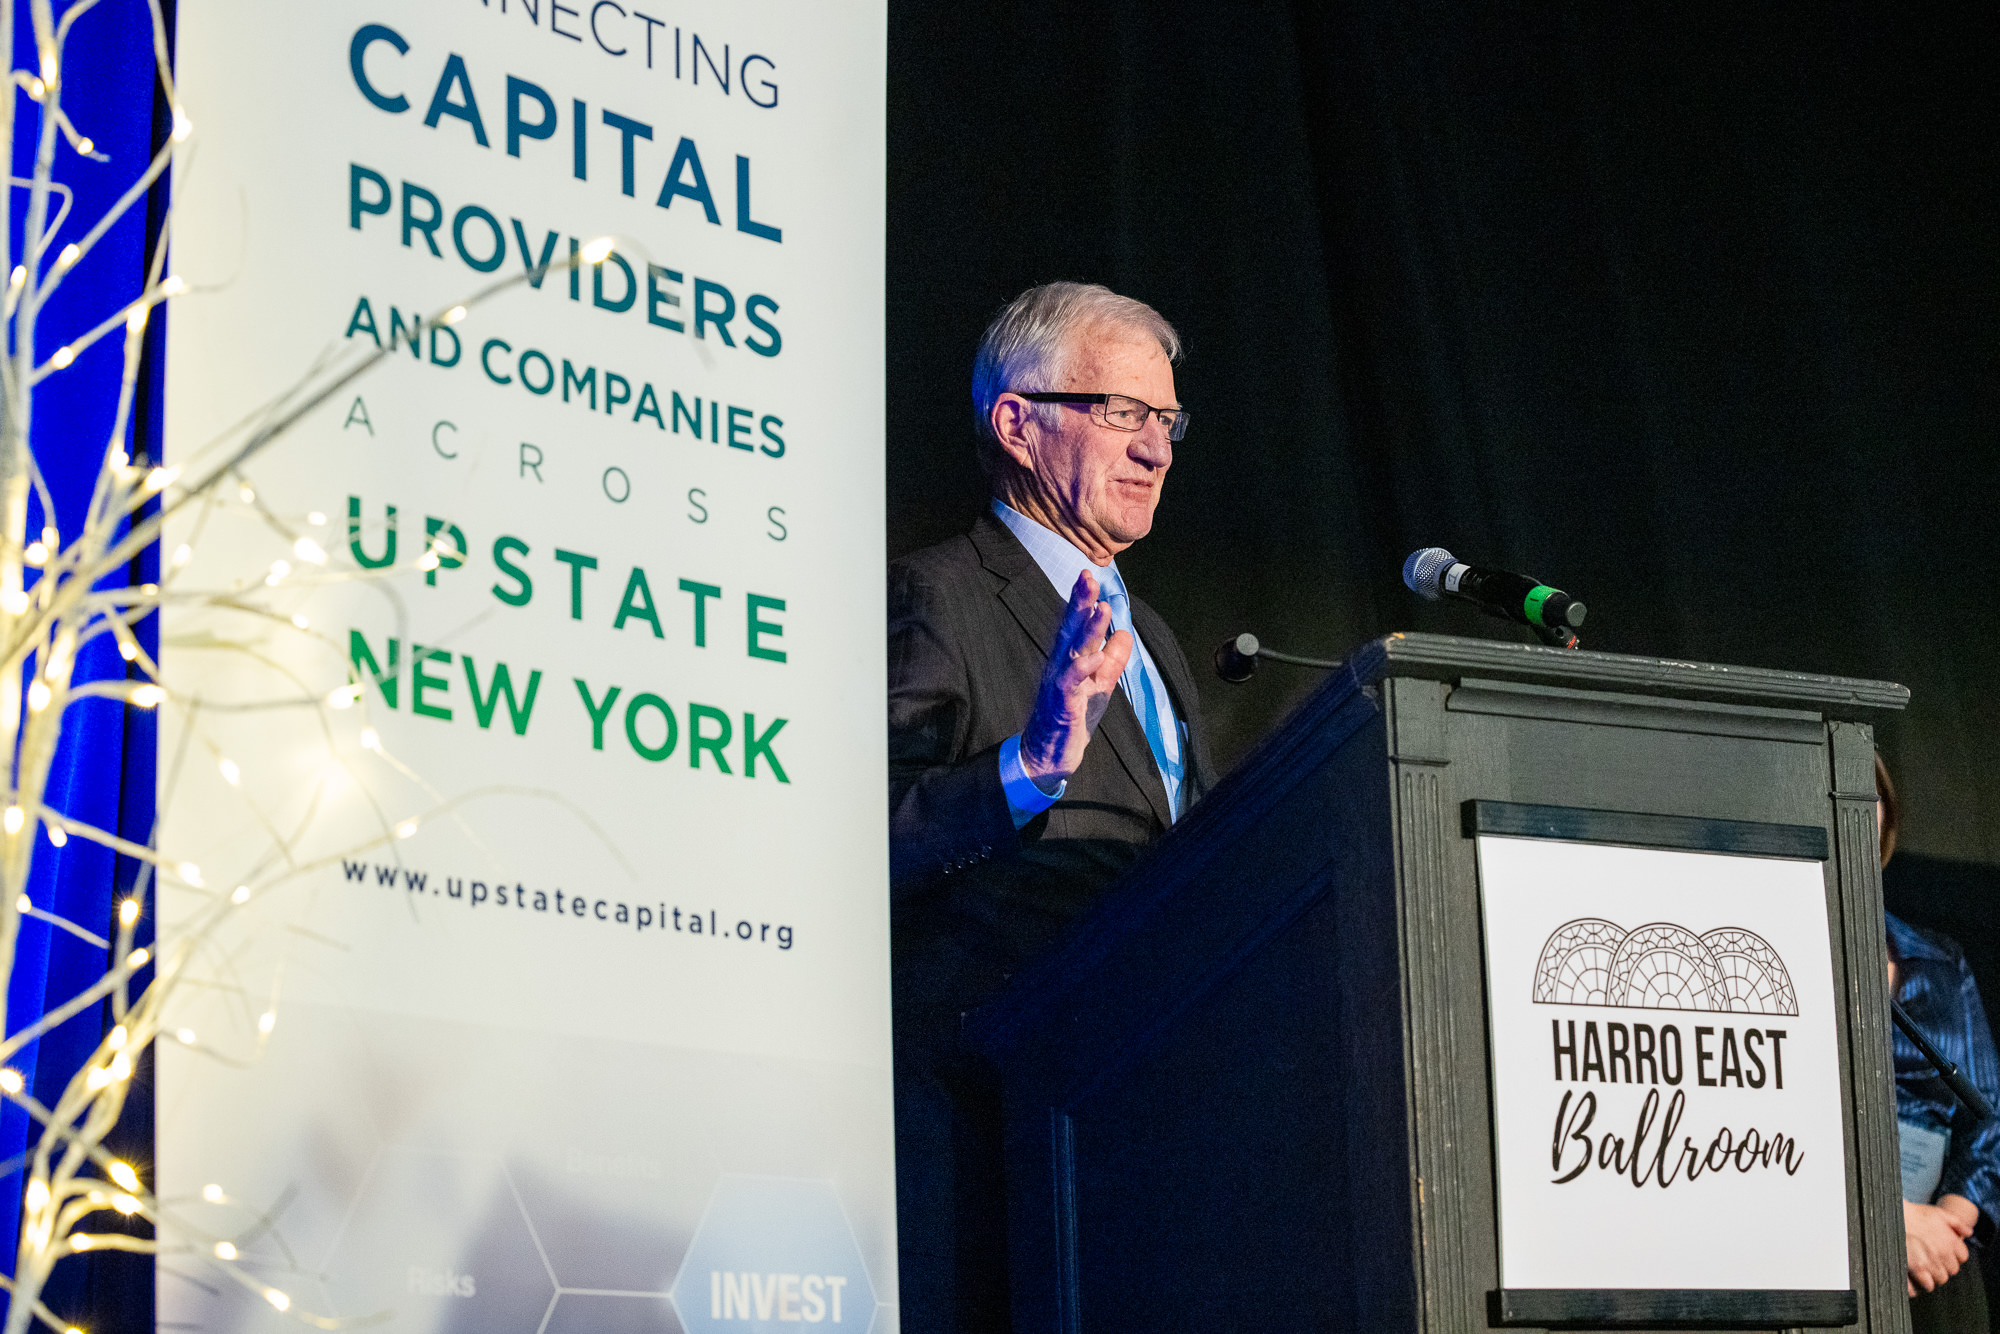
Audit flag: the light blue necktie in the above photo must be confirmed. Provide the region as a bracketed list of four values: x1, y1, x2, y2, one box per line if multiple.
[1097, 569, 1183, 821]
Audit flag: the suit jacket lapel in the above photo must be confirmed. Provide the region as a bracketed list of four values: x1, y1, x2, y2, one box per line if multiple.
[970, 513, 1174, 828]
[973, 512, 1065, 656]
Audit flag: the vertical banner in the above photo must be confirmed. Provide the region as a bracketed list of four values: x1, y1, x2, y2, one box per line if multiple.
[157, 3, 890, 1331]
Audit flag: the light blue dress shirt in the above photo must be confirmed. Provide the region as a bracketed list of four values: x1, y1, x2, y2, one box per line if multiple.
[991, 500, 1188, 829]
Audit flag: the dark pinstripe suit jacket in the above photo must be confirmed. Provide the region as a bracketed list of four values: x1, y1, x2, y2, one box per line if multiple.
[887, 510, 1215, 1052]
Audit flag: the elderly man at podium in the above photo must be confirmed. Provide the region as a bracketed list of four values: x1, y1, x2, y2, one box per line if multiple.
[885, 282, 1215, 1330]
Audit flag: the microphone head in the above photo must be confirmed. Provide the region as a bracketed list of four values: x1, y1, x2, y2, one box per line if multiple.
[1402, 547, 1455, 600]
[1214, 632, 1260, 684]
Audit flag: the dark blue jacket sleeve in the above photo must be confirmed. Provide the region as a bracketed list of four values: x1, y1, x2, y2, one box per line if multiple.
[1939, 954, 2000, 1225]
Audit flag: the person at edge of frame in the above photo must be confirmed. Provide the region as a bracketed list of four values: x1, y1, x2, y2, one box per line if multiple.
[1881, 754, 2000, 1332]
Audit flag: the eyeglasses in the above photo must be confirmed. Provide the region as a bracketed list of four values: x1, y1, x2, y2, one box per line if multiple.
[1015, 392, 1189, 442]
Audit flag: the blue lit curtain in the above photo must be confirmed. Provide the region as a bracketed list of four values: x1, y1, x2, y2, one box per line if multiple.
[2, 2, 165, 1329]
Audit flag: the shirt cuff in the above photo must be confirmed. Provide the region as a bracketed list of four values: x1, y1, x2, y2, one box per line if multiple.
[999, 734, 1064, 829]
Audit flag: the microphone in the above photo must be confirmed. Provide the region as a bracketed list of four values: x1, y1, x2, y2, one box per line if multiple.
[1212, 633, 1343, 683]
[1402, 547, 1586, 643]
[1214, 633, 1261, 683]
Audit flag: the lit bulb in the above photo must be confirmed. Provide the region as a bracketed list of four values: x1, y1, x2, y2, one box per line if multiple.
[25, 77, 43, 102]
[395, 819, 418, 839]
[236, 483, 254, 503]
[46, 825, 65, 847]
[581, 236, 615, 264]
[293, 536, 326, 564]
[2, 588, 28, 614]
[127, 947, 149, 968]
[201, 1183, 224, 1204]
[3, 808, 23, 835]
[418, 551, 440, 571]
[142, 465, 179, 494]
[177, 861, 202, 886]
[172, 106, 192, 142]
[440, 305, 467, 325]
[308, 510, 327, 526]
[326, 684, 362, 710]
[359, 727, 381, 751]
[26, 681, 50, 712]
[264, 1289, 290, 1313]
[231, 885, 250, 904]
[107, 1161, 138, 1190]
[86, 1067, 109, 1091]
[119, 897, 139, 927]
[290, 614, 309, 630]
[176, 1028, 196, 1045]
[23, 541, 45, 565]
[55, 243, 79, 270]
[110, 1194, 140, 1216]
[40, 526, 56, 548]
[15, 896, 28, 913]
[108, 1026, 128, 1051]
[171, 543, 191, 568]
[75, 137, 92, 155]
[63, 1326, 80, 1334]
[128, 684, 164, 708]
[257, 1011, 276, 1035]
[7, 266, 21, 290]
[265, 559, 290, 586]
[49, 346, 74, 370]
[125, 304, 148, 336]
[106, 1054, 131, 1082]
[117, 640, 136, 662]
[25, 1180, 47, 1210]
[0, 1069, 22, 1093]
[70, 1235, 93, 1252]
[213, 1240, 237, 1260]
[218, 758, 240, 785]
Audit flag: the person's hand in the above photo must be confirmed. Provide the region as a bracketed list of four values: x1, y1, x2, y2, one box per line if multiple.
[1905, 1197, 1976, 1295]
[1020, 570, 1133, 787]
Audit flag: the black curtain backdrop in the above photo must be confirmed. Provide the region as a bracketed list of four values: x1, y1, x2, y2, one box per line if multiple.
[885, 1, 1999, 867]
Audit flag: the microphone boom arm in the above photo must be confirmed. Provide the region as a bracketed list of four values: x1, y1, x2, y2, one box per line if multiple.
[1892, 998, 1996, 1124]
[1213, 633, 1342, 683]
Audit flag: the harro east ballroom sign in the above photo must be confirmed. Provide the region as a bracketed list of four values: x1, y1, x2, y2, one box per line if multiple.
[1476, 834, 1850, 1293]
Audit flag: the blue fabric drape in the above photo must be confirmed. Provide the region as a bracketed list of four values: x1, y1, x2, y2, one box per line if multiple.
[1, 2, 165, 1329]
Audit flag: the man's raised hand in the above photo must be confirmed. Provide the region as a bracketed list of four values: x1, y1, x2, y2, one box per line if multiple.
[1020, 570, 1133, 787]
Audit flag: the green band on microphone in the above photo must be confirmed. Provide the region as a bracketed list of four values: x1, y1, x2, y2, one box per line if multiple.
[1523, 585, 1557, 628]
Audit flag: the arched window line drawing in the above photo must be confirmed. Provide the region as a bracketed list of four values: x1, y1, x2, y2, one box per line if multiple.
[1529, 918, 1798, 1016]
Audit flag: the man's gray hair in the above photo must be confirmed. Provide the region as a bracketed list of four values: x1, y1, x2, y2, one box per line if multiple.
[970, 282, 1181, 474]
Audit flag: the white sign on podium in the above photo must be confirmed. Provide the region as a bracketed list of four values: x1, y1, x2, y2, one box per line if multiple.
[1476, 834, 1850, 1293]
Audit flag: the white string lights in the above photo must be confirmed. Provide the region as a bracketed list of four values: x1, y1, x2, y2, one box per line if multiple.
[0, 8, 635, 1332]
[0, 10, 622, 1334]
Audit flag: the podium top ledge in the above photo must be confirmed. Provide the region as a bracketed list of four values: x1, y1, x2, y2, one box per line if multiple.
[1352, 632, 1908, 715]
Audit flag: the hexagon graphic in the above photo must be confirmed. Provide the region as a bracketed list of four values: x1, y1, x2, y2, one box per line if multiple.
[544, 1291, 683, 1334]
[671, 1178, 877, 1333]
[321, 1148, 555, 1332]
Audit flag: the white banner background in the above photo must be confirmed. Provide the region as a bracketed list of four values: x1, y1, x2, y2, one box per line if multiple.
[1477, 836, 1850, 1292]
[156, 2, 890, 1330]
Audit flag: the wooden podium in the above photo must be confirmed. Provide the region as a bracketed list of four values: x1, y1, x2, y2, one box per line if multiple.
[969, 633, 1910, 1333]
